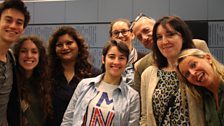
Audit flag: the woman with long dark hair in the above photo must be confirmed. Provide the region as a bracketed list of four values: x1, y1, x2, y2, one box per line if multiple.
[47, 26, 100, 126]
[14, 35, 52, 126]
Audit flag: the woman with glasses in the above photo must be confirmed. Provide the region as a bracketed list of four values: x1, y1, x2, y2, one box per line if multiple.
[140, 16, 205, 126]
[61, 39, 140, 126]
[109, 18, 145, 64]
[47, 26, 101, 126]
[177, 48, 224, 126]
[13, 35, 52, 126]
[109, 18, 145, 86]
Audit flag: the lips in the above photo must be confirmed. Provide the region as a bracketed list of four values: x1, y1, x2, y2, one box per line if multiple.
[6, 29, 18, 35]
[196, 72, 205, 82]
[163, 44, 173, 49]
[61, 50, 71, 54]
[111, 65, 121, 70]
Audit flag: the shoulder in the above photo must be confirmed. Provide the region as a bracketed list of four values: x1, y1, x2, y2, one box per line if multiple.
[79, 74, 103, 86]
[124, 85, 140, 99]
[140, 66, 157, 80]
[143, 65, 158, 75]
[192, 39, 210, 53]
[134, 52, 153, 69]
[192, 39, 206, 46]
[8, 49, 16, 65]
[137, 51, 146, 60]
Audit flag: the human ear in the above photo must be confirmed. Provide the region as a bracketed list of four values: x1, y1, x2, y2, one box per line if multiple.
[102, 55, 105, 64]
[204, 54, 212, 64]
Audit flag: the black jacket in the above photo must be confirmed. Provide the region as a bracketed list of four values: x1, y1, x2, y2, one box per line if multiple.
[7, 50, 21, 126]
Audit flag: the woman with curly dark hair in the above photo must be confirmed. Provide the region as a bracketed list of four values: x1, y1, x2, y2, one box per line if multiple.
[47, 26, 101, 126]
[13, 35, 52, 126]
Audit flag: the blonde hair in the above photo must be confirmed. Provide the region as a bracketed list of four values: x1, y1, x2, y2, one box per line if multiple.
[176, 48, 224, 97]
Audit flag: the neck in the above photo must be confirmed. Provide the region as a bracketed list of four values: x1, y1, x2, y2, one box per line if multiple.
[164, 58, 177, 71]
[62, 61, 75, 83]
[103, 74, 120, 85]
[0, 42, 11, 62]
[207, 75, 221, 109]
[62, 60, 75, 70]
[25, 70, 33, 79]
[129, 44, 133, 52]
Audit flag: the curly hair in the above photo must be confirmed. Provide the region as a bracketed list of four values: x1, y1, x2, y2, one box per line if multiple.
[13, 35, 52, 119]
[152, 16, 195, 69]
[48, 26, 92, 83]
[0, 0, 30, 28]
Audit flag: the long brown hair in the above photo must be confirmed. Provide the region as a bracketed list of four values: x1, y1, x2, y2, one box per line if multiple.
[14, 35, 52, 119]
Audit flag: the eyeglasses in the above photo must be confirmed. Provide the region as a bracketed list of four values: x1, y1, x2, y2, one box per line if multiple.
[0, 62, 6, 85]
[112, 29, 130, 37]
[130, 13, 154, 30]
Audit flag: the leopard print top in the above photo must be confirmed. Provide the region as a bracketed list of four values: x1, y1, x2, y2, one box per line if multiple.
[152, 69, 190, 126]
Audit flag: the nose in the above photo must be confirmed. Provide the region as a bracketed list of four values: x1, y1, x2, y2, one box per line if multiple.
[9, 22, 17, 29]
[161, 36, 169, 43]
[27, 51, 32, 58]
[142, 34, 148, 41]
[189, 69, 196, 76]
[118, 32, 124, 38]
[113, 57, 120, 64]
[62, 43, 69, 49]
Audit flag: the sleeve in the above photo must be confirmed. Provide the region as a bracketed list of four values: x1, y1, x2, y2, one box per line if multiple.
[60, 81, 84, 126]
[128, 92, 140, 126]
[140, 69, 148, 126]
[133, 60, 142, 93]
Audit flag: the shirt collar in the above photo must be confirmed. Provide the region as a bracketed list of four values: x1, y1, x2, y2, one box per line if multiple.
[88, 73, 128, 94]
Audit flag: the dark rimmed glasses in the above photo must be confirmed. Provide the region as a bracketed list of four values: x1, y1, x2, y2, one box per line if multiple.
[112, 29, 130, 37]
[0, 62, 6, 85]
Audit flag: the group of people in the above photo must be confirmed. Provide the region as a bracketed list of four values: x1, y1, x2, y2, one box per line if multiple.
[0, 0, 223, 126]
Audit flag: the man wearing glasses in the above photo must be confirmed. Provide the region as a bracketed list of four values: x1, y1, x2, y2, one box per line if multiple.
[109, 18, 145, 85]
[0, 0, 30, 126]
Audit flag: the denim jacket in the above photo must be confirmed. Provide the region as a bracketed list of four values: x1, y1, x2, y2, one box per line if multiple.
[61, 74, 140, 126]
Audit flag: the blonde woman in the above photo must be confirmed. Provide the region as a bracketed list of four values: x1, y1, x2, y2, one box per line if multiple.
[177, 48, 224, 126]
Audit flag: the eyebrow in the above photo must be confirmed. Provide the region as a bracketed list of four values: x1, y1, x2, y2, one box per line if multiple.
[5, 16, 24, 22]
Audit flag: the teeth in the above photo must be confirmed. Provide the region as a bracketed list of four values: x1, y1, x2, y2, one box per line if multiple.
[25, 61, 33, 64]
[197, 72, 204, 82]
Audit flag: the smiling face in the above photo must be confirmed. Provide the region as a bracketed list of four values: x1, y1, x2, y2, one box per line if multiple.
[111, 21, 134, 51]
[132, 17, 155, 49]
[102, 46, 128, 79]
[156, 24, 183, 59]
[178, 55, 215, 88]
[18, 39, 39, 76]
[55, 34, 79, 63]
[0, 8, 25, 44]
